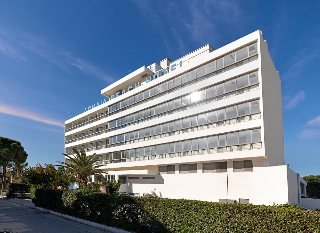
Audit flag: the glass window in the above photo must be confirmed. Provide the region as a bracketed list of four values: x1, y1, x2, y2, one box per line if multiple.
[198, 90, 206, 101]
[174, 76, 182, 88]
[251, 129, 261, 143]
[182, 95, 191, 106]
[227, 132, 238, 146]
[205, 60, 216, 75]
[125, 133, 130, 142]
[173, 98, 181, 109]
[163, 143, 170, 154]
[139, 129, 145, 138]
[181, 73, 191, 85]
[191, 139, 199, 151]
[159, 166, 167, 174]
[149, 88, 155, 97]
[250, 100, 260, 114]
[169, 143, 175, 153]
[129, 132, 135, 141]
[160, 82, 168, 93]
[237, 102, 250, 117]
[244, 160, 253, 169]
[183, 140, 191, 152]
[208, 111, 218, 123]
[190, 116, 198, 127]
[151, 146, 156, 156]
[226, 106, 237, 120]
[248, 43, 257, 56]
[155, 105, 162, 115]
[143, 147, 150, 157]
[203, 162, 227, 173]
[233, 161, 243, 171]
[218, 134, 226, 147]
[182, 117, 191, 129]
[216, 83, 225, 96]
[198, 137, 207, 150]
[225, 79, 237, 93]
[143, 90, 150, 99]
[175, 141, 182, 152]
[249, 71, 259, 85]
[154, 85, 161, 95]
[167, 165, 175, 174]
[216, 57, 223, 70]
[196, 66, 205, 78]
[162, 123, 169, 134]
[135, 148, 140, 157]
[206, 86, 216, 99]
[168, 80, 174, 90]
[238, 130, 251, 144]
[174, 119, 183, 130]
[149, 127, 154, 137]
[168, 101, 174, 111]
[156, 145, 163, 155]
[154, 125, 162, 135]
[198, 113, 207, 125]
[208, 136, 218, 148]
[224, 53, 235, 66]
[129, 149, 135, 158]
[217, 109, 225, 121]
[237, 75, 249, 89]
[161, 103, 168, 113]
[134, 131, 139, 139]
[190, 70, 197, 82]
[179, 164, 197, 174]
[168, 122, 175, 132]
[236, 47, 248, 61]
[144, 109, 151, 118]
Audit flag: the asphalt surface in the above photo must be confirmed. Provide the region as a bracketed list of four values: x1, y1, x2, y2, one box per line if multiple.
[0, 199, 110, 233]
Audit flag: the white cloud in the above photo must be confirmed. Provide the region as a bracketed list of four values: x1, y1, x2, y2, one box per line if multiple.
[0, 103, 64, 128]
[299, 129, 320, 139]
[0, 38, 26, 61]
[307, 116, 320, 127]
[284, 90, 305, 109]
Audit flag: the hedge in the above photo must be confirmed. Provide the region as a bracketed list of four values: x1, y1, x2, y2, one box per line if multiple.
[34, 189, 320, 233]
[7, 183, 30, 198]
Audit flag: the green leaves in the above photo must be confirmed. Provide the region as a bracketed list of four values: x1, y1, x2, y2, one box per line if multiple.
[34, 190, 320, 233]
[304, 175, 320, 198]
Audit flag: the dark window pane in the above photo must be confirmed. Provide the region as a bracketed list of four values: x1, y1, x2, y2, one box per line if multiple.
[218, 134, 226, 147]
[174, 119, 183, 130]
[205, 60, 216, 74]
[198, 113, 207, 125]
[227, 132, 238, 146]
[224, 53, 235, 66]
[198, 137, 207, 150]
[208, 111, 218, 123]
[208, 136, 218, 148]
[238, 102, 250, 117]
[236, 47, 248, 61]
[238, 130, 251, 144]
[250, 100, 260, 114]
[249, 71, 259, 85]
[206, 86, 217, 99]
[226, 106, 237, 120]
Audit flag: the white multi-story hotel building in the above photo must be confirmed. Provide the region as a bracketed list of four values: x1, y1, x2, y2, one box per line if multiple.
[65, 30, 307, 206]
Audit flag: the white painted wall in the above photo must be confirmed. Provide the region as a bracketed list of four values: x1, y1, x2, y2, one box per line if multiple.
[301, 198, 320, 210]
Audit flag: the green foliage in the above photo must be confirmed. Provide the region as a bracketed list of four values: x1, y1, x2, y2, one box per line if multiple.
[22, 164, 71, 191]
[60, 149, 101, 187]
[33, 190, 320, 233]
[107, 180, 121, 194]
[0, 136, 28, 188]
[33, 189, 64, 211]
[7, 183, 30, 198]
[304, 175, 320, 198]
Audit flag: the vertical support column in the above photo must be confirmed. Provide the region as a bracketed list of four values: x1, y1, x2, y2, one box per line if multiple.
[197, 162, 202, 173]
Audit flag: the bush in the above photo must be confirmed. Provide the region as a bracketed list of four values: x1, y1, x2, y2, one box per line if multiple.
[7, 183, 30, 198]
[33, 189, 64, 212]
[33, 189, 320, 233]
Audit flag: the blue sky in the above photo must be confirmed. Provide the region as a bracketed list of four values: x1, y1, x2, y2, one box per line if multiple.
[0, 1, 319, 175]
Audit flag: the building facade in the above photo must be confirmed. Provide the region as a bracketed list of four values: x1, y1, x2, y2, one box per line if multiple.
[65, 30, 307, 205]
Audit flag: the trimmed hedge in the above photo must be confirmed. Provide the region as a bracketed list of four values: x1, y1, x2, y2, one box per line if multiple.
[34, 189, 320, 233]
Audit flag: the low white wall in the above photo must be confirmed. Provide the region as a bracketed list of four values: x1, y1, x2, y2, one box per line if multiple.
[301, 198, 320, 210]
[119, 164, 298, 205]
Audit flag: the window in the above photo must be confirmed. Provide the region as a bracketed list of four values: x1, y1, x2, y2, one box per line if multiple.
[233, 160, 253, 172]
[198, 113, 207, 125]
[203, 162, 227, 173]
[182, 117, 191, 129]
[237, 102, 250, 117]
[182, 95, 191, 106]
[226, 106, 237, 120]
[168, 80, 174, 89]
[217, 109, 225, 122]
[238, 130, 251, 144]
[227, 132, 238, 146]
[162, 123, 169, 134]
[208, 111, 218, 123]
[175, 141, 182, 152]
[236, 47, 248, 61]
[225, 79, 237, 93]
[206, 86, 217, 99]
[173, 98, 181, 109]
[251, 129, 261, 143]
[248, 43, 257, 56]
[224, 53, 235, 66]
[218, 134, 227, 147]
[191, 139, 199, 151]
[249, 71, 259, 85]
[208, 136, 218, 149]
[169, 143, 175, 153]
[159, 165, 175, 174]
[216, 83, 225, 96]
[250, 100, 260, 114]
[198, 137, 207, 150]
[190, 116, 198, 127]
[143, 90, 150, 99]
[196, 66, 205, 78]
[179, 164, 197, 174]
[182, 140, 192, 152]
[205, 60, 216, 74]
[154, 125, 162, 135]
[237, 75, 249, 89]
[216, 57, 224, 70]
[173, 76, 181, 88]
[174, 119, 183, 131]
[168, 122, 175, 132]
[160, 82, 168, 93]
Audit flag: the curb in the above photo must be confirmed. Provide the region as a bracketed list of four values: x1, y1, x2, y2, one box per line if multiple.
[5, 199, 130, 233]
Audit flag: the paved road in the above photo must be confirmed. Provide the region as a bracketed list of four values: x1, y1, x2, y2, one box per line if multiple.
[0, 199, 110, 233]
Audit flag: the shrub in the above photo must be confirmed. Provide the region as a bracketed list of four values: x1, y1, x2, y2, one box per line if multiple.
[33, 189, 64, 212]
[7, 183, 30, 198]
[34, 190, 320, 233]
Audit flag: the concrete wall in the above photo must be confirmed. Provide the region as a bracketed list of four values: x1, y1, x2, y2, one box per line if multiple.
[119, 164, 298, 205]
[259, 36, 285, 166]
[301, 198, 320, 210]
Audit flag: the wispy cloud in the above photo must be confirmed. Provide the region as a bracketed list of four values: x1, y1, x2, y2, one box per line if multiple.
[284, 90, 305, 110]
[307, 115, 320, 127]
[0, 103, 64, 128]
[0, 30, 114, 83]
[299, 115, 320, 139]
